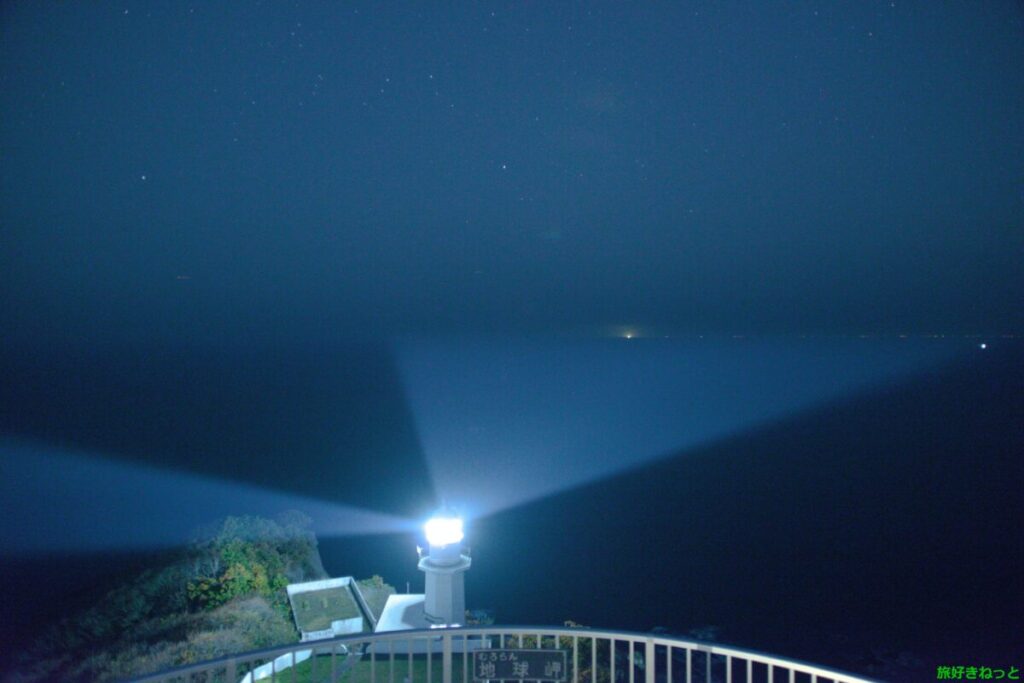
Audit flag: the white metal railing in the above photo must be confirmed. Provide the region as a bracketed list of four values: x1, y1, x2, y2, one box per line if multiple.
[129, 625, 882, 683]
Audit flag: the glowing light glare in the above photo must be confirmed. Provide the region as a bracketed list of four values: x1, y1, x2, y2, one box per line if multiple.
[424, 515, 464, 546]
[979, 343, 987, 350]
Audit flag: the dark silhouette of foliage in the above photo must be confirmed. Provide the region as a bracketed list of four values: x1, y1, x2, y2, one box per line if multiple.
[5, 512, 328, 683]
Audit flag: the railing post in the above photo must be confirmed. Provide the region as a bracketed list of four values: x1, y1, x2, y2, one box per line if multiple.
[573, 636, 579, 683]
[443, 633, 453, 683]
[644, 640, 654, 683]
[610, 638, 616, 683]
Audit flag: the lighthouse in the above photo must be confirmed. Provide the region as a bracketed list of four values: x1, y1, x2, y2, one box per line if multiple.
[419, 511, 472, 626]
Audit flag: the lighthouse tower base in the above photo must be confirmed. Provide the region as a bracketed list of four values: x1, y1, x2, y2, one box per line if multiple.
[419, 554, 471, 626]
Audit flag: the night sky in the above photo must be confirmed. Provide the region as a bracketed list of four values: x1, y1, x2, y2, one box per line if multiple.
[1, 2, 1023, 680]
[2, 1, 1022, 340]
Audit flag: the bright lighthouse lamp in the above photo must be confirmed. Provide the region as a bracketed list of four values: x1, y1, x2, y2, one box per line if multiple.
[424, 514, 464, 547]
[419, 510, 471, 625]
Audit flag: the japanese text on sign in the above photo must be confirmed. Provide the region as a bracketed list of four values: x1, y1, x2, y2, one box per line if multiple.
[473, 649, 568, 682]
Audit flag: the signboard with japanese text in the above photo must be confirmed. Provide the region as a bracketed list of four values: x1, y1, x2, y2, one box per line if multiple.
[472, 649, 568, 682]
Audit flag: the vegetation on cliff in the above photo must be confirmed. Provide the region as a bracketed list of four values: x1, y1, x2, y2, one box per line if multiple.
[6, 512, 331, 682]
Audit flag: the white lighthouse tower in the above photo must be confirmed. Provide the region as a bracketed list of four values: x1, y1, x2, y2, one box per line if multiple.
[419, 511, 471, 626]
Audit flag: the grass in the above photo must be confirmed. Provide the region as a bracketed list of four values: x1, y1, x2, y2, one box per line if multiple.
[271, 653, 467, 683]
[218, 638, 631, 683]
[357, 585, 396, 624]
[291, 587, 362, 632]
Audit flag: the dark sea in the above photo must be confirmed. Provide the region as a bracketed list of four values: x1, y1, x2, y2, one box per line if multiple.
[1, 339, 1020, 682]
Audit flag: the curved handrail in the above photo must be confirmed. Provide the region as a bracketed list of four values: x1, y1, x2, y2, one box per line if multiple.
[130, 624, 883, 683]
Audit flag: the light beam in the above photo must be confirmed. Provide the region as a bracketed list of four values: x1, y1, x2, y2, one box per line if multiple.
[399, 336, 962, 520]
[0, 439, 415, 556]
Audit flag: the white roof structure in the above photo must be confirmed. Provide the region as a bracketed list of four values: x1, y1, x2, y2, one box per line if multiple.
[286, 576, 366, 641]
[375, 593, 430, 633]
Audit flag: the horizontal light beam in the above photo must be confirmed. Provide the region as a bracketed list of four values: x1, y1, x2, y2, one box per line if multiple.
[0, 439, 415, 556]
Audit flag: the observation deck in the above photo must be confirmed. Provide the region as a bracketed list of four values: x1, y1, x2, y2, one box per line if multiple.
[131, 625, 880, 683]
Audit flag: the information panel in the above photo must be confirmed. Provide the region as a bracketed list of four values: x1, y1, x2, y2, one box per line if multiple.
[472, 649, 569, 682]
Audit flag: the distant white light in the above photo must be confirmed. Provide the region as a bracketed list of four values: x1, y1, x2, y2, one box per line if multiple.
[979, 343, 987, 350]
[614, 325, 642, 339]
[424, 514, 464, 547]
